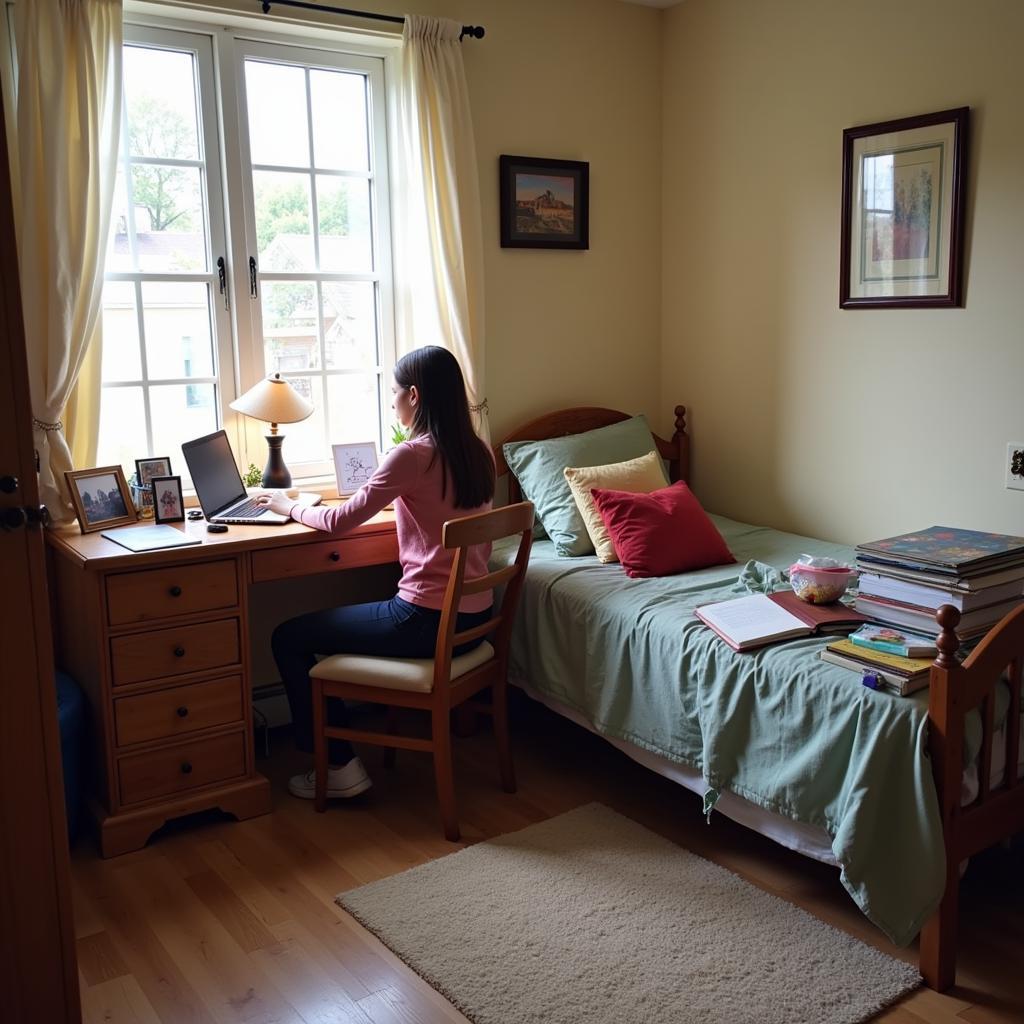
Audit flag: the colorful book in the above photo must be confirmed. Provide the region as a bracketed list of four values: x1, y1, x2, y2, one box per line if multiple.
[849, 623, 936, 658]
[818, 649, 931, 696]
[856, 526, 1024, 572]
[852, 560, 1024, 593]
[824, 637, 934, 677]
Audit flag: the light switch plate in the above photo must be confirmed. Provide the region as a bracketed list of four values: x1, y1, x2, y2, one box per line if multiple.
[1006, 443, 1024, 491]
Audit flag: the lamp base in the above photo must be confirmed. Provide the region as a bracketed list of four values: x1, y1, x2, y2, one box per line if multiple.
[261, 433, 292, 489]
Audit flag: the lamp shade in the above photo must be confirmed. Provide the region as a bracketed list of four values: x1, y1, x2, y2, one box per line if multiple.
[230, 373, 314, 426]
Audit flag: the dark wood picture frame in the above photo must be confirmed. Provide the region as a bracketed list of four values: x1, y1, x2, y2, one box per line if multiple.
[499, 154, 589, 250]
[65, 466, 137, 534]
[151, 474, 185, 524]
[134, 456, 172, 486]
[840, 107, 968, 309]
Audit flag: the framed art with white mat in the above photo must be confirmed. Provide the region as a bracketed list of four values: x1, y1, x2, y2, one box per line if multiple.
[333, 442, 378, 497]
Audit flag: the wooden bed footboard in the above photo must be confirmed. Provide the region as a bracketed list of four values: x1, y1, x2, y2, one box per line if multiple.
[921, 603, 1024, 991]
[493, 405, 690, 504]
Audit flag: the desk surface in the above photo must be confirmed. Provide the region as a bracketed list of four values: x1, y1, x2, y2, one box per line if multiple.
[46, 506, 397, 571]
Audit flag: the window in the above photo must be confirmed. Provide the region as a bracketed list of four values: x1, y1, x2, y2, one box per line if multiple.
[98, 18, 394, 485]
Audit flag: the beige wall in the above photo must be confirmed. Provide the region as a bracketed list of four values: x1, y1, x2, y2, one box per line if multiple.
[661, 0, 1024, 543]
[167, 0, 666, 445]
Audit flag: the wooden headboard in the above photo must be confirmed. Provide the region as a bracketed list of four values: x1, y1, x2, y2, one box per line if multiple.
[493, 405, 690, 505]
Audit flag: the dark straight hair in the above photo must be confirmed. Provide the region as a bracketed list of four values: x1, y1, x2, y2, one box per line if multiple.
[393, 346, 495, 509]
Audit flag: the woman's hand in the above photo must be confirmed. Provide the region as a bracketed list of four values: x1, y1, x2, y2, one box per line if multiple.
[255, 491, 297, 517]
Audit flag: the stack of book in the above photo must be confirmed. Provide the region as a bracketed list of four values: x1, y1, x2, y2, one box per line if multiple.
[854, 526, 1024, 641]
[820, 633, 934, 696]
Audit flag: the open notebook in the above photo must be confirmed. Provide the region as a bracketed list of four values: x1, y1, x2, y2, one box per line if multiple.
[694, 592, 865, 652]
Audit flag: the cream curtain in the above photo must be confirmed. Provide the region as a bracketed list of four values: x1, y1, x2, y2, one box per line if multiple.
[394, 15, 488, 440]
[14, 0, 123, 520]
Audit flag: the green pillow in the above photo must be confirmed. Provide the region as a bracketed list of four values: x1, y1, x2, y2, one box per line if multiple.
[503, 415, 665, 556]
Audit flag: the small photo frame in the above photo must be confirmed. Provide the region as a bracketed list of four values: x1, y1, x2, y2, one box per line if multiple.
[840, 107, 969, 308]
[65, 466, 137, 534]
[332, 442, 378, 497]
[134, 456, 172, 487]
[151, 475, 185, 524]
[499, 154, 589, 250]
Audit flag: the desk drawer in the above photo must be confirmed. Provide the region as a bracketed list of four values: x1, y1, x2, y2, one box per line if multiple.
[114, 675, 243, 747]
[107, 560, 238, 626]
[117, 731, 246, 806]
[110, 618, 240, 687]
[251, 533, 399, 582]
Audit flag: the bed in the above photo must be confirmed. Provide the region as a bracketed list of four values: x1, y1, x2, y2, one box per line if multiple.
[492, 405, 1024, 992]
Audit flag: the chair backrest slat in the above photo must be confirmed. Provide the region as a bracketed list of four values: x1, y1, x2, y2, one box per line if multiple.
[431, 501, 534, 700]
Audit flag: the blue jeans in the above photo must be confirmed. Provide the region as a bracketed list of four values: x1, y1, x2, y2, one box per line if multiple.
[271, 596, 492, 765]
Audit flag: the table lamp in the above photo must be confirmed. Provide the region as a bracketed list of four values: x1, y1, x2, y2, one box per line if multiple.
[229, 373, 314, 488]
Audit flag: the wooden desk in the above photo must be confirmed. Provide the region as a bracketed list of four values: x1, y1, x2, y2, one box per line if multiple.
[46, 510, 398, 857]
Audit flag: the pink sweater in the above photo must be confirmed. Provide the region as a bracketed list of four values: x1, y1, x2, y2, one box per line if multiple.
[290, 435, 493, 613]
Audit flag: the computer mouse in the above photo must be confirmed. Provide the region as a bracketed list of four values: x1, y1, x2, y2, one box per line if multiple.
[206, 523, 229, 533]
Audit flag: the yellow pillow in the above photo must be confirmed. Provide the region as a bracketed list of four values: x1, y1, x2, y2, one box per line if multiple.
[564, 450, 668, 562]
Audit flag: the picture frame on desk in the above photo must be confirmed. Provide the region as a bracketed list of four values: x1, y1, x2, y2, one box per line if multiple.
[499, 154, 589, 250]
[65, 466, 137, 534]
[332, 441, 378, 497]
[151, 475, 185, 524]
[840, 107, 968, 309]
[134, 455, 172, 486]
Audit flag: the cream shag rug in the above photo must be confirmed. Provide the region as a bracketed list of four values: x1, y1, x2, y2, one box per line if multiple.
[338, 803, 919, 1024]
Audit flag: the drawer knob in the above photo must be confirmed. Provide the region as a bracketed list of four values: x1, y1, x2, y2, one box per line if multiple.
[329, 551, 341, 562]
[169, 585, 183, 597]
[176, 706, 189, 718]
[180, 761, 193, 774]
[173, 646, 186, 658]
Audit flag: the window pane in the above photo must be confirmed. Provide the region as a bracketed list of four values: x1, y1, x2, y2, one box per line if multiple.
[141, 282, 215, 380]
[97, 386, 146, 476]
[107, 167, 133, 272]
[310, 69, 368, 171]
[255, 171, 313, 272]
[245, 60, 309, 168]
[124, 46, 200, 161]
[131, 165, 207, 272]
[277, 375, 325, 465]
[316, 175, 372, 272]
[101, 282, 142, 382]
[327, 373, 380, 445]
[322, 282, 376, 369]
[262, 281, 319, 372]
[150, 383, 217, 485]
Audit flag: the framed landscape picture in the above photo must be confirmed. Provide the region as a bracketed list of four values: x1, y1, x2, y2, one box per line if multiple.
[499, 155, 589, 249]
[65, 466, 137, 534]
[840, 107, 968, 308]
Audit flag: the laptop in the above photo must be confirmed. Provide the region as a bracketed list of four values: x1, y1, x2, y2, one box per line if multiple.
[182, 429, 291, 525]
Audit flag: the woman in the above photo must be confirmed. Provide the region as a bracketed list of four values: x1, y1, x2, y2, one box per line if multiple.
[257, 346, 495, 800]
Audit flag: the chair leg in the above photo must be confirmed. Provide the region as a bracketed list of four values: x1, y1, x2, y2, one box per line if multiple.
[312, 679, 328, 814]
[492, 677, 516, 794]
[920, 864, 959, 991]
[383, 705, 398, 769]
[431, 708, 460, 842]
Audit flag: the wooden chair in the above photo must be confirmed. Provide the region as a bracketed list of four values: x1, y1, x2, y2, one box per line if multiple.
[308, 502, 534, 841]
[920, 602, 1024, 990]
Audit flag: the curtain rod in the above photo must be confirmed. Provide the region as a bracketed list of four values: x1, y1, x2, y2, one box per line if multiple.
[258, 1, 486, 39]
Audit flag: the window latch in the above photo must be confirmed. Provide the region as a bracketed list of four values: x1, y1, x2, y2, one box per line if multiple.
[217, 256, 228, 310]
[248, 256, 258, 299]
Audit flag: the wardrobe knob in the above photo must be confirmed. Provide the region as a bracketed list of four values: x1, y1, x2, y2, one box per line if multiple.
[329, 551, 341, 562]
[176, 706, 189, 718]
[169, 585, 182, 597]
[173, 646, 186, 658]
[180, 762, 193, 775]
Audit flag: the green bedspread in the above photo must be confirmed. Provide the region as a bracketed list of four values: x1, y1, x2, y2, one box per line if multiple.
[495, 515, 951, 947]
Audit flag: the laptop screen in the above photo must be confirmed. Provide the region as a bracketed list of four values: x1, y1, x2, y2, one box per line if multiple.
[182, 430, 247, 518]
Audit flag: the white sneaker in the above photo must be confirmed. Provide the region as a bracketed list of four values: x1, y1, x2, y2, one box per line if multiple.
[288, 757, 372, 800]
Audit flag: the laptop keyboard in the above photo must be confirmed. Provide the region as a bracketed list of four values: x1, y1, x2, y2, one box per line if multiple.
[225, 497, 265, 519]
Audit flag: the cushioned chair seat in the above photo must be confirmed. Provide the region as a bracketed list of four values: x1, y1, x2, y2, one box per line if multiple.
[311, 641, 495, 694]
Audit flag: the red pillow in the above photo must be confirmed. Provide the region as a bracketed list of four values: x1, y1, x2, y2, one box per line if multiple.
[590, 481, 735, 578]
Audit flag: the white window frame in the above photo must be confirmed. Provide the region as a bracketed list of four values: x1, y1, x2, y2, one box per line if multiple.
[117, 4, 397, 484]
[225, 36, 396, 480]
[102, 23, 238, 461]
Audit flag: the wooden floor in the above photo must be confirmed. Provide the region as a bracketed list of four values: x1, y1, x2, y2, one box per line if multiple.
[70, 697, 1023, 1024]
